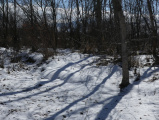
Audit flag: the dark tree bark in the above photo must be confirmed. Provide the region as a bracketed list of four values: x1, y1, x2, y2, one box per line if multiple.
[68, 0, 73, 48]
[75, 0, 81, 49]
[147, 0, 159, 62]
[13, 0, 19, 50]
[6, 0, 8, 39]
[51, 0, 58, 50]
[96, 0, 102, 51]
[112, 0, 129, 89]
[30, 0, 33, 26]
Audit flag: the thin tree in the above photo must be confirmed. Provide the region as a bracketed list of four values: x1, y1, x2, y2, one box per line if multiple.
[51, 0, 58, 50]
[75, 0, 81, 49]
[13, 0, 19, 50]
[96, 0, 102, 51]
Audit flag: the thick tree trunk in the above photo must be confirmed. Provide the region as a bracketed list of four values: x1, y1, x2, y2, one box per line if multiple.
[112, 0, 129, 89]
[147, 0, 159, 62]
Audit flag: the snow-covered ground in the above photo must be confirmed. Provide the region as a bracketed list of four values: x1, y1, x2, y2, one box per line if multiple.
[0, 48, 159, 120]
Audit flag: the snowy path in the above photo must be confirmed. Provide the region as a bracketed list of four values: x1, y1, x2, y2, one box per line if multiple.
[0, 50, 159, 120]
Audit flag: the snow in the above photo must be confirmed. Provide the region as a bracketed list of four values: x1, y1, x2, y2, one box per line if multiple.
[0, 48, 159, 120]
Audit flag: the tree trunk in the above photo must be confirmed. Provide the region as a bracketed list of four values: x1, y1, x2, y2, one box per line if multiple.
[13, 0, 19, 50]
[147, 0, 159, 62]
[112, 0, 129, 89]
[96, 0, 102, 51]
[6, 0, 8, 39]
[2, 0, 5, 45]
[30, 0, 33, 26]
[75, 0, 81, 49]
[51, 0, 57, 50]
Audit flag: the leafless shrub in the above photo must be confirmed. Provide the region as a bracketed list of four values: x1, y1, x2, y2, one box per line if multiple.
[42, 48, 54, 62]
[129, 56, 140, 68]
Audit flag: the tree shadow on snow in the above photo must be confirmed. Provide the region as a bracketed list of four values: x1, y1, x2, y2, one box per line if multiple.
[44, 66, 159, 120]
[2, 61, 96, 104]
[44, 65, 118, 120]
[95, 66, 159, 120]
[0, 56, 91, 100]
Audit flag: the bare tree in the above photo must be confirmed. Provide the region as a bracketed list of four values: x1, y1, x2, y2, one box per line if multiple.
[50, 0, 57, 50]
[96, 0, 102, 51]
[13, 0, 19, 50]
[147, 0, 159, 62]
[73, 0, 81, 49]
[112, 0, 129, 89]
